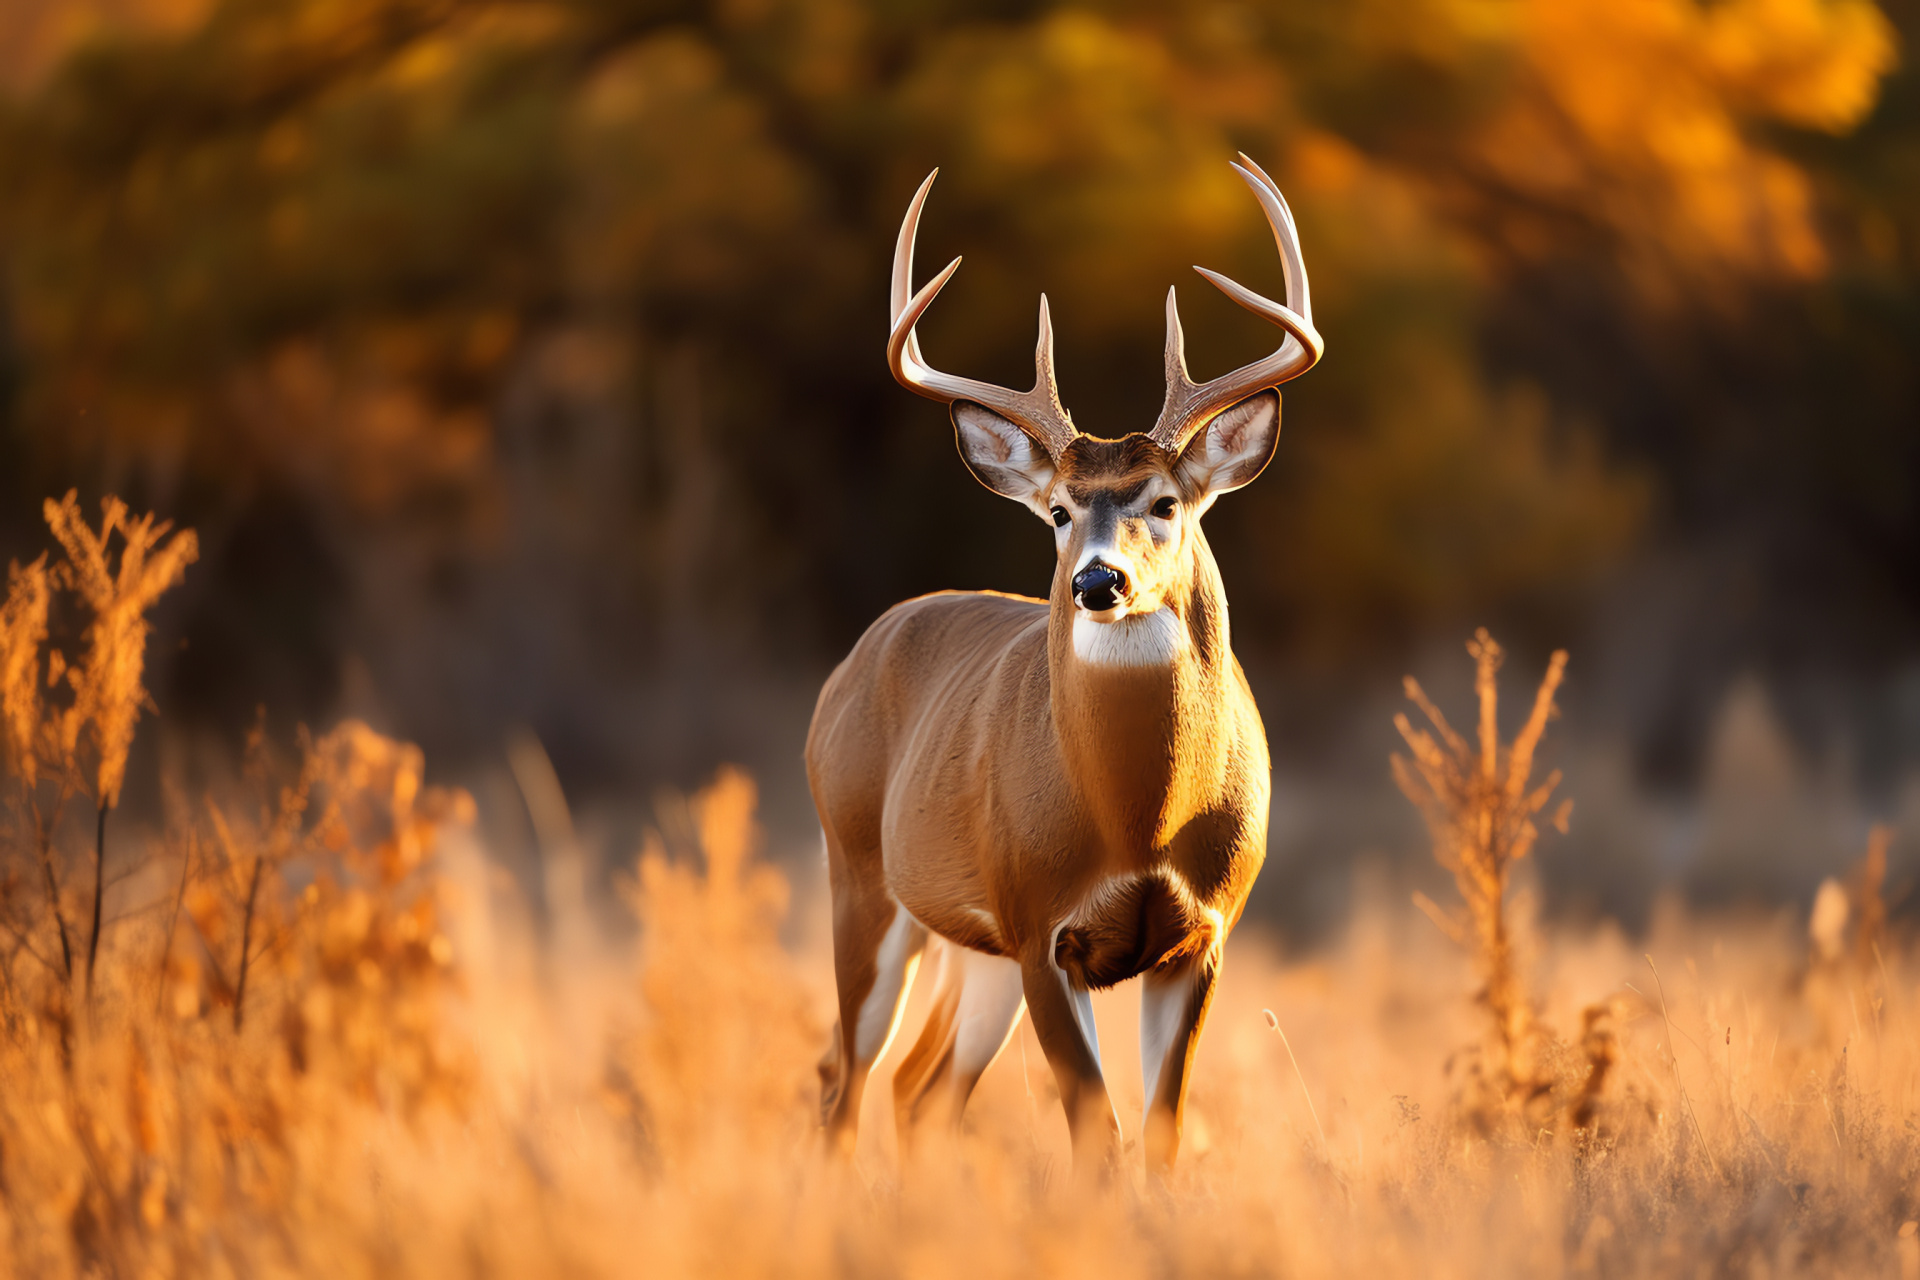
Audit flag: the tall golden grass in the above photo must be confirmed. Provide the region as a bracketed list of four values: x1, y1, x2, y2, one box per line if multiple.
[1, 495, 1915, 1277]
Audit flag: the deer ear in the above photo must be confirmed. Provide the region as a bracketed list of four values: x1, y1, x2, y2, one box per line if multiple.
[1176, 390, 1280, 509]
[952, 402, 1057, 518]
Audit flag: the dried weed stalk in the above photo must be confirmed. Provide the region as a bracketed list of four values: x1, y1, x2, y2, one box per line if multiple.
[1393, 628, 1570, 1109]
[42, 491, 198, 996]
[0, 556, 73, 982]
[42, 492, 199, 811]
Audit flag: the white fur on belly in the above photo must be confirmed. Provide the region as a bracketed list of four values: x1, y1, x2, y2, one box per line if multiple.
[1072, 608, 1185, 667]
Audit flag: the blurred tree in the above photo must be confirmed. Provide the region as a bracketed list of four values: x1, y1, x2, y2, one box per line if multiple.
[0, 0, 1906, 789]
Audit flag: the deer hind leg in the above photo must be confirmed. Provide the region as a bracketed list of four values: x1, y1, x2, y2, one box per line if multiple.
[889, 940, 962, 1138]
[893, 941, 1026, 1140]
[822, 894, 927, 1154]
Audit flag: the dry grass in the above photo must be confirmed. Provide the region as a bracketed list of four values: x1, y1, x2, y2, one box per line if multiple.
[1, 502, 1917, 1277]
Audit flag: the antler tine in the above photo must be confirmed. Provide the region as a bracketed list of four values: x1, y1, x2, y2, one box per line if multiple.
[890, 169, 939, 367]
[1162, 283, 1192, 387]
[886, 170, 1078, 457]
[1034, 293, 1066, 422]
[1232, 152, 1309, 319]
[1149, 155, 1325, 452]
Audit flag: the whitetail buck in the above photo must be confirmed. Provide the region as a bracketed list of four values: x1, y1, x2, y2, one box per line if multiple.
[808, 155, 1323, 1174]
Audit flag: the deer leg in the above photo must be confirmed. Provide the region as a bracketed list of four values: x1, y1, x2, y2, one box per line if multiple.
[891, 940, 961, 1140]
[822, 893, 926, 1154]
[1139, 940, 1222, 1174]
[1022, 935, 1119, 1175]
[943, 950, 1027, 1114]
[894, 943, 1025, 1139]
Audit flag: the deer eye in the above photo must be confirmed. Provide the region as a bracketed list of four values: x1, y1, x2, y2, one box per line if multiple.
[1051, 506, 1070, 527]
[1151, 497, 1178, 519]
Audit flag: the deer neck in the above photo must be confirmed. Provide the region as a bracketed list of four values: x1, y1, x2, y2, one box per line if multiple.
[1047, 533, 1236, 862]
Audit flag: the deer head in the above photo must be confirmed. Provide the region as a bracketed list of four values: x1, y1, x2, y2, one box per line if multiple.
[887, 156, 1323, 629]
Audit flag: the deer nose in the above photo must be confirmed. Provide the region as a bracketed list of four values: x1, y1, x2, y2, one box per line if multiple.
[1072, 562, 1129, 612]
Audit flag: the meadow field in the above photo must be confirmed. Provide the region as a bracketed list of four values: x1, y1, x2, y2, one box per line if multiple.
[1, 493, 1913, 1280]
[0, 1, 1915, 1274]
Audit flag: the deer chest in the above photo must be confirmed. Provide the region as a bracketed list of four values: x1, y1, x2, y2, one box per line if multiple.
[1051, 871, 1207, 991]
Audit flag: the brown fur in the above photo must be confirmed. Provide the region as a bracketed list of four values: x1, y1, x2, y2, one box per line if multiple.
[807, 426, 1272, 1175]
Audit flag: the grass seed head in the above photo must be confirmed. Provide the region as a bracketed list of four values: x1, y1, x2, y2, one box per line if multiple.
[42, 490, 198, 810]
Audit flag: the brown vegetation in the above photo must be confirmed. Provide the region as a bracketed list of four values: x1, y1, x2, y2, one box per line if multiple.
[2, 504, 1917, 1276]
[1395, 628, 1569, 1116]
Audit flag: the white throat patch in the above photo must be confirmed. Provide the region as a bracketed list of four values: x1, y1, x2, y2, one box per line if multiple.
[1072, 608, 1186, 668]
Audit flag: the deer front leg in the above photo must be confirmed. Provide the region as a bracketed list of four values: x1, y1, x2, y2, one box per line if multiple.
[1138, 939, 1222, 1174]
[1022, 934, 1119, 1175]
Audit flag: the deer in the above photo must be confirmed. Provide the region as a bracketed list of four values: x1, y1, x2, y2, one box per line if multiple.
[807, 154, 1323, 1176]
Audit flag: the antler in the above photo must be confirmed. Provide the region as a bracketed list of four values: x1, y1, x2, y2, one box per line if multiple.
[887, 170, 1079, 458]
[1150, 154, 1324, 453]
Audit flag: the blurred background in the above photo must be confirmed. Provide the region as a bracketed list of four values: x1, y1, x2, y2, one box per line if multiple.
[0, 0, 1914, 943]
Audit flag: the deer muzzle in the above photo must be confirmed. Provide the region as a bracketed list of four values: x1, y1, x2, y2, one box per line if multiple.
[1072, 561, 1129, 614]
